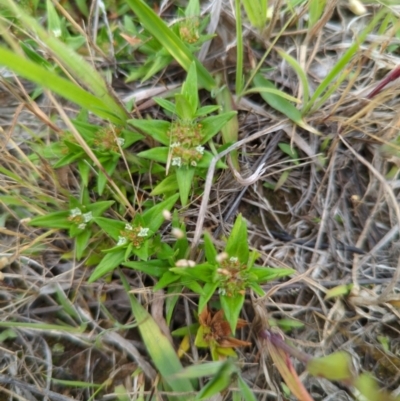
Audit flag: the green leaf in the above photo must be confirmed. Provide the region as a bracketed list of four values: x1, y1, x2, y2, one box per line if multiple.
[181, 62, 199, 118]
[125, 0, 215, 91]
[138, 147, 169, 164]
[237, 375, 258, 401]
[123, 260, 169, 277]
[307, 351, 353, 381]
[154, 97, 177, 115]
[171, 361, 225, 379]
[28, 211, 71, 229]
[150, 174, 179, 196]
[252, 74, 320, 135]
[1, 0, 127, 123]
[200, 112, 237, 144]
[175, 93, 195, 121]
[250, 267, 294, 282]
[242, 0, 268, 30]
[120, 272, 195, 399]
[278, 143, 299, 165]
[75, 229, 91, 260]
[0, 46, 121, 123]
[277, 49, 309, 109]
[128, 119, 170, 145]
[198, 282, 219, 313]
[166, 284, 183, 326]
[94, 217, 125, 240]
[203, 232, 218, 263]
[196, 360, 237, 400]
[176, 167, 195, 206]
[88, 250, 125, 282]
[46, 0, 62, 37]
[195, 105, 221, 117]
[220, 293, 245, 334]
[308, 0, 326, 29]
[225, 214, 249, 264]
[142, 194, 179, 232]
[154, 271, 180, 290]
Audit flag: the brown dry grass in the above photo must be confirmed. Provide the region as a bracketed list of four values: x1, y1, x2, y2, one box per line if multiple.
[1, 1, 400, 400]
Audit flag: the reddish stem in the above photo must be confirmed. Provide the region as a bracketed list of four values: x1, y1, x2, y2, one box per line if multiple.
[367, 65, 400, 99]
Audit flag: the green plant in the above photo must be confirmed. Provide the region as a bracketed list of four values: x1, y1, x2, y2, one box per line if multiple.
[88, 193, 179, 282]
[129, 62, 236, 205]
[33, 120, 143, 196]
[124, 0, 213, 83]
[159, 214, 294, 332]
[29, 198, 114, 260]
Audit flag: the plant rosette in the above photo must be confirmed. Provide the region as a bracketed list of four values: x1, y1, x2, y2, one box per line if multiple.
[33, 120, 143, 195]
[29, 198, 114, 260]
[129, 62, 236, 205]
[87, 194, 179, 282]
[165, 214, 295, 332]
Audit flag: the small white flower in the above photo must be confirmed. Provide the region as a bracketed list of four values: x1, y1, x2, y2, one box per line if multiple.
[218, 287, 226, 296]
[195, 145, 205, 154]
[170, 142, 181, 148]
[83, 212, 93, 223]
[229, 257, 238, 263]
[190, 161, 197, 167]
[138, 227, 149, 237]
[78, 223, 86, 230]
[70, 208, 82, 217]
[117, 236, 127, 246]
[52, 29, 62, 38]
[125, 223, 133, 231]
[172, 157, 182, 167]
[115, 137, 125, 146]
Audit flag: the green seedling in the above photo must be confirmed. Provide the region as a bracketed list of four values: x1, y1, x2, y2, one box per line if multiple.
[130, 62, 236, 205]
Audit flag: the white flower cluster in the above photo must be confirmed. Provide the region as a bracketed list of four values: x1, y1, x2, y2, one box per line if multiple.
[69, 208, 92, 230]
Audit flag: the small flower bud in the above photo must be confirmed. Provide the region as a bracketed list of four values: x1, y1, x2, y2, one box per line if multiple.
[172, 228, 184, 239]
[176, 259, 196, 267]
[162, 210, 172, 220]
[216, 252, 228, 263]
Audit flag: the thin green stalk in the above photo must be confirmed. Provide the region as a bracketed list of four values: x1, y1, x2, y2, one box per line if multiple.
[235, 0, 244, 97]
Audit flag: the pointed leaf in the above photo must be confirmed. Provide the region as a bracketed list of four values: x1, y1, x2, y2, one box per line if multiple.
[176, 167, 195, 206]
[88, 250, 125, 282]
[220, 293, 245, 334]
[128, 119, 170, 145]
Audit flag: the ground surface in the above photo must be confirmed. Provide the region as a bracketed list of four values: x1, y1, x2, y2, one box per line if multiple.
[1, 1, 400, 400]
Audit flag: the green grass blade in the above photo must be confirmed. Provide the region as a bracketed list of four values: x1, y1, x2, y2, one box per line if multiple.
[308, 0, 326, 29]
[253, 74, 320, 135]
[0, 46, 120, 123]
[1, 0, 127, 123]
[119, 271, 195, 400]
[234, 0, 244, 96]
[303, 7, 387, 115]
[276, 49, 310, 109]
[125, 0, 215, 91]
[242, 0, 268, 31]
